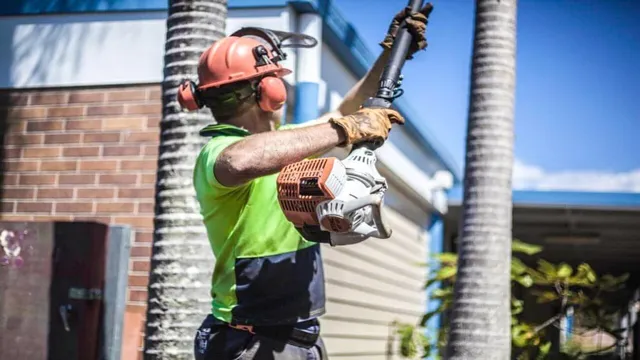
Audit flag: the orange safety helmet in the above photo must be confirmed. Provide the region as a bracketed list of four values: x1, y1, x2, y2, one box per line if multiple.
[177, 27, 316, 114]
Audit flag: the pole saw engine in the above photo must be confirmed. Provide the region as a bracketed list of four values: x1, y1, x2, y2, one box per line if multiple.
[276, 0, 427, 247]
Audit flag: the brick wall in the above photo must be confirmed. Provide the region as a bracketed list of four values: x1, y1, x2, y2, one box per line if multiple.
[0, 84, 162, 359]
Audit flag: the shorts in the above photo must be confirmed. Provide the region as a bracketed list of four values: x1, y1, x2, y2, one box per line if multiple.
[194, 315, 328, 360]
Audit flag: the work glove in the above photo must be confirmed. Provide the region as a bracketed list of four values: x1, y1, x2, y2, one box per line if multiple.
[329, 108, 405, 146]
[380, 3, 434, 60]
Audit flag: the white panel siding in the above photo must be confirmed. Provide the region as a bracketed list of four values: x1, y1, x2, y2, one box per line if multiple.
[0, 8, 292, 89]
[320, 207, 427, 358]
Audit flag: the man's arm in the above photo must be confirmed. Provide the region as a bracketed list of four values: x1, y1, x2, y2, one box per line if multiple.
[215, 122, 345, 188]
[338, 49, 391, 116]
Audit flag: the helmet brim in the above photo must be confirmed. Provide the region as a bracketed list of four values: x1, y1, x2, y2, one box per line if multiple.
[198, 68, 292, 91]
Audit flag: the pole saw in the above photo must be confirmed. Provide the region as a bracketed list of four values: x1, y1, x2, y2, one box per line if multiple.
[277, 0, 427, 246]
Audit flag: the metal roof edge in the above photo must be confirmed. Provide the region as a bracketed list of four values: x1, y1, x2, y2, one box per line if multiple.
[447, 184, 640, 209]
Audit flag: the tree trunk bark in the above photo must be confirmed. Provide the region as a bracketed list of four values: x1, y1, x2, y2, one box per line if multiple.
[144, 1, 227, 358]
[445, 0, 517, 359]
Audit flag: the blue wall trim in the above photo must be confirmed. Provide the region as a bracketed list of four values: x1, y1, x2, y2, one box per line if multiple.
[293, 82, 319, 124]
[0, 0, 461, 182]
[447, 185, 640, 209]
[426, 214, 444, 359]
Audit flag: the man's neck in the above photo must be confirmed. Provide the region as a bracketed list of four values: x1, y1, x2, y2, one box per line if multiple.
[224, 117, 273, 134]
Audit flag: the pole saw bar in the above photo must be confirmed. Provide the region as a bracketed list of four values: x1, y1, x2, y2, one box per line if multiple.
[363, 0, 425, 110]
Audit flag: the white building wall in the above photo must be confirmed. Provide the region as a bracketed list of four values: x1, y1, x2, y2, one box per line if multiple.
[0, 7, 296, 89]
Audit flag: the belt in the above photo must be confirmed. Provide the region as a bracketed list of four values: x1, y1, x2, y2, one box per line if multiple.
[227, 323, 319, 348]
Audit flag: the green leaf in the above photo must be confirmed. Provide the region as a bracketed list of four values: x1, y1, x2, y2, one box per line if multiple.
[433, 252, 458, 264]
[537, 259, 557, 278]
[512, 299, 524, 315]
[435, 266, 457, 280]
[512, 239, 543, 255]
[515, 274, 534, 288]
[511, 258, 529, 276]
[557, 263, 573, 278]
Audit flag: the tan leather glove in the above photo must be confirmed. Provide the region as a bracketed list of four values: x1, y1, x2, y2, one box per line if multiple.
[380, 3, 433, 60]
[329, 108, 405, 146]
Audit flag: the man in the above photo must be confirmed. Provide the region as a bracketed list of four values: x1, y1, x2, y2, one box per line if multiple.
[177, 4, 433, 359]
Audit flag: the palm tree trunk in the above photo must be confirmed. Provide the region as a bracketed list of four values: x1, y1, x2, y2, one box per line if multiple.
[444, 0, 517, 359]
[144, 0, 227, 358]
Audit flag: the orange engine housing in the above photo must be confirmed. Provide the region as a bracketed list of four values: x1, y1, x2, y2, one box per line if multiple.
[276, 157, 344, 228]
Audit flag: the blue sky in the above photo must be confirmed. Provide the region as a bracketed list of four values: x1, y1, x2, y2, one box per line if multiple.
[333, 0, 640, 191]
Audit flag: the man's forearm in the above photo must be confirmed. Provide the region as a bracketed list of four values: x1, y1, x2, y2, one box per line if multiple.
[338, 49, 391, 116]
[215, 122, 346, 187]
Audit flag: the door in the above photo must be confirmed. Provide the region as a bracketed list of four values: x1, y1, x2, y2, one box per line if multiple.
[48, 221, 108, 360]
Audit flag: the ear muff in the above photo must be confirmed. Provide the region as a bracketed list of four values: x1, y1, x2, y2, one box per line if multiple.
[256, 77, 287, 112]
[177, 80, 202, 111]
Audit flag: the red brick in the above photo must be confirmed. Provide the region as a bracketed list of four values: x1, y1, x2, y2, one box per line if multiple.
[146, 116, 161, 129]
[123, 131, 158, 143]
[87, 105, 125, 116]
[17, 202, 53, 213]
[7, 122, 26, 134]
[77, 188, 116, 199]
[84, 132, 120, 143]
[59, 174, 96, 185]
[121, 160, 156, 171]
[33, 215, 73, 222]
[68, 92, 105, 104]
[119, 188, 154, 199]
[0, 214, 33, 221]
[26, 120, 65, 132]
[103, 117, 146, 130]
[128, 290, 148, 303]
[108, 90, 147, 102]
[128, 274, 150, 287]
[23, 147, 62, 158]
[45, 133, 82, 144]
[5, 161, 38, 172]
[20, 174, 56, 186]
[130, 246, 152, 258]
[74, 216, 111, 224]
[0, 93, 29, 106]
[37, 188, 74, 199]
[10, 107, 46, 119]
[41, 160, 77, 171]
[31, 93, 68, 105]
[125, 104, 161, 115]
[63, 146, 100, 157]
[100, 174, 138, 185]
[79, 160, 118, 171]
[66, 119, 102, 130]
[3, 148, 21, 159]
[2, 202, 15, 212]
[4, 174, 19, 186]
[135, 232, 153, 243]
[6, 134, 43, 145]
[114, 216, 153, 228]
[47, 106, 84, 118]
[147, 88, 161, 101]
[103, 146, 141, 157]
[143, 145, 158, 156]
[137, 202, 154, 214]
[56, 202, 93, 213]
[132, 260, 150, 272]
[3, 188, 35, 199]
[140, 174, 156, 185]
[96, 202, 135, 213]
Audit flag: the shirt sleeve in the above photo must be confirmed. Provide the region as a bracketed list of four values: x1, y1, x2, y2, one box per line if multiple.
[197, 136, 246, 192]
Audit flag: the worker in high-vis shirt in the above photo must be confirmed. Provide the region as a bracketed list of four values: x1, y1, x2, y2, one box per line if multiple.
[176, 4, 433, 359]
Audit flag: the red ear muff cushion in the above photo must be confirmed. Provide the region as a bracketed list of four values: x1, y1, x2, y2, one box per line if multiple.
[257, 77, 287, 112]
[177, 80, 201, 111]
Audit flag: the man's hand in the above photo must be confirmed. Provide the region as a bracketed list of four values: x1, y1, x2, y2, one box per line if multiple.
[380, 3, 434, 59]
[329, 108, 405, 146]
